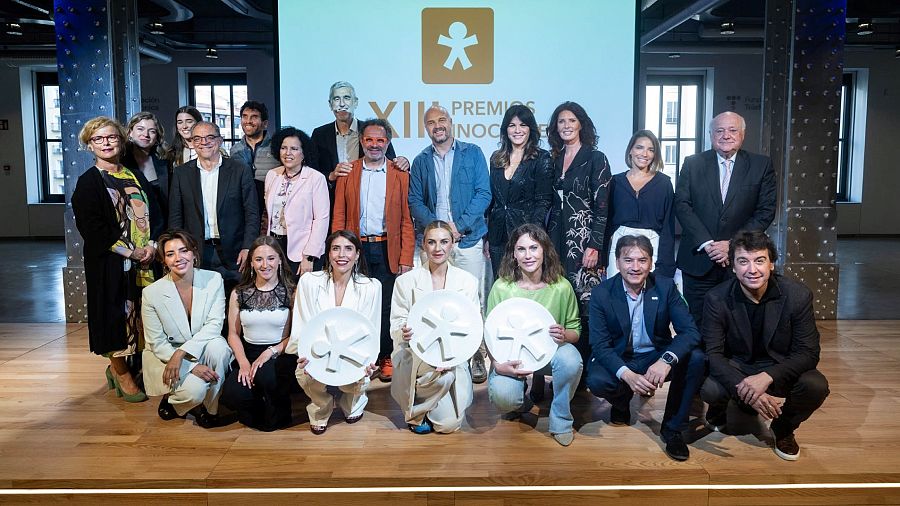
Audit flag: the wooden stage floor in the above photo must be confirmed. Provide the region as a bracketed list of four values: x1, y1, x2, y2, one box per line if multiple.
[0, 321, 898, 504]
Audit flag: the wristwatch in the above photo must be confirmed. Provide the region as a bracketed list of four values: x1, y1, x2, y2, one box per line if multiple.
[267, 346, 280, 359]
[660, 351, 678, 365]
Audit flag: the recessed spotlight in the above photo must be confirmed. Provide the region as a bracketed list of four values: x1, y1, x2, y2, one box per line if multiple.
[6, 22, 22, 36]
[720, 21, 735, 35]
[148, 22, 164, 35]
[895, 47, 900, 59]
[205, 48, 218, 59]
[668, 52, 681, 59]
[857, 21, 874, 36]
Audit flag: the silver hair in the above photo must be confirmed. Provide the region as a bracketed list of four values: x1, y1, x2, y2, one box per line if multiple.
[328, 81, 356, 100]
[708, 111, 746, 134]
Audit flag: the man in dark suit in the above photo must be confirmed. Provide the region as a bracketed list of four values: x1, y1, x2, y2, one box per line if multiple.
[169, 121, 259, 292]
[587, 235, 706, 461]
[675, 111, 776, 326]
[309, 81, 408, 202]
[701, 230, 829, 461]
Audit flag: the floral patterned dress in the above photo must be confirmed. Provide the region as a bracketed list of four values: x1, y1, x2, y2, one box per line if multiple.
[547, 145, 611, 303]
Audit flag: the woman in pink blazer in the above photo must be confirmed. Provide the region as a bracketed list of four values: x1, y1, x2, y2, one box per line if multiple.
[265, 127, 330, 275]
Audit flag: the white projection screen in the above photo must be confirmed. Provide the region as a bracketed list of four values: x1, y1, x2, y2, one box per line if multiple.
[276, 0, 637, 164]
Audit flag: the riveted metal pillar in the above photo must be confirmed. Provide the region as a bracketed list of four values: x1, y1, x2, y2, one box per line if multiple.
[55, 0, 141, 323]
[761, 0, 844, 320]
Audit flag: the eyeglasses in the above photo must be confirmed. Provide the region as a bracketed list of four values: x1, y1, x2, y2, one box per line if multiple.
[190, 134, 220, 145]
[362, 136, 389, 146]
[90, 134, 121, 144]
[713, 128, 741, 137]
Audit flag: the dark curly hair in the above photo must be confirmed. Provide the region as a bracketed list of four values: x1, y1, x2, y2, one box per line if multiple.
[270, 126, 315, 166]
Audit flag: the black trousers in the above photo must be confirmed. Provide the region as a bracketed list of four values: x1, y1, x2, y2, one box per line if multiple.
[701, 360, 830, 437]
[361, 241, 396, 361]
[588, 348, 707, 435]
[220, 341, 297, 431]
[682, 264, 732, 329]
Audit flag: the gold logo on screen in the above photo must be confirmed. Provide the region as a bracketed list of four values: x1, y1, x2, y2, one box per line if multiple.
[421, 8, 494, 84]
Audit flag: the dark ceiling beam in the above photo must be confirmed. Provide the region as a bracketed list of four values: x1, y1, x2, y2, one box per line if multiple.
[218, 0, 271, 21]
[641, 0, 730, 46]
[146, 0, 194, 22]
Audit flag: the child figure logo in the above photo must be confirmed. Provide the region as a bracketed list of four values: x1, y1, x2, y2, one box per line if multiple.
[422, 8, 493, 84]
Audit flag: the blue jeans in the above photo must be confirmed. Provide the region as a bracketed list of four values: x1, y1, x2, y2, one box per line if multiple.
[488, 343, 582, 434]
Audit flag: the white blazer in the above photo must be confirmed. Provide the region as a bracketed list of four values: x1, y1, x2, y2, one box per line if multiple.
[141, 268, 227, 396]
[285, 270, 382, 355]
[389, 264, 480, 349]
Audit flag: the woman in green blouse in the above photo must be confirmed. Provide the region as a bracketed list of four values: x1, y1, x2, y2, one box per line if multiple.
[487, 223, 583, 446]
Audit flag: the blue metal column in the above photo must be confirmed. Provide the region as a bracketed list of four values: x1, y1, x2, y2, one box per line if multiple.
[55, 0, 141, 322]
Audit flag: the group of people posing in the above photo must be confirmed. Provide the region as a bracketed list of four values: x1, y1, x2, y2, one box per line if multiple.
[71, 81, 829, 463]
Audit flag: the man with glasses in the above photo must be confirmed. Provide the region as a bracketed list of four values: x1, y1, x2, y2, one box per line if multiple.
[170, 121, 259, 293]
[310, 81, 409, 205]
[331, 118, 415, 382]
[674, 111, 776, 327]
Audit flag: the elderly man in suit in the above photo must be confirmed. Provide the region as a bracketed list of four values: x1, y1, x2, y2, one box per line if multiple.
[331, 118, 415, 381]
[587, 234, 706, 461]
[701, 230, 829, 461]
[169, 121, 259, 293]
[674, 111, 776, 327]
[310, 81, 409, 203]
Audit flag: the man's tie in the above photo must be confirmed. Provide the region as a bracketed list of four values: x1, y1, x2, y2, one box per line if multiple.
[721, 159, 733, 203]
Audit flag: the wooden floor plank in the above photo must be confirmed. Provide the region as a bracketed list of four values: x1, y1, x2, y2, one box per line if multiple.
[0, 322, 898, 504]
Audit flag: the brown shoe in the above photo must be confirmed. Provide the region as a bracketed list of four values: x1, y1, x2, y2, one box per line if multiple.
[379, 357, 393, 382]
[774, 433, 800, 461]
[310, 424, 327, 435]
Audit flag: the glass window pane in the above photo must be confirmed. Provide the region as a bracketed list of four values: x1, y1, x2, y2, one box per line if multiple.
[678, 140, 696, 187]
[661, 86, 679, 138]
[214, 85, 232, 142]
[233, 85, 248, 141]
[194, 85, 213, 123]
[661, 140, 678, 181]
[837, 141, 844, 196]
[43, 85, 61, 140]
[838, 84, 847, 139]
[680, 85, 697, 140]
[46, 141, 64, 195]
[645, 85, 660, 137]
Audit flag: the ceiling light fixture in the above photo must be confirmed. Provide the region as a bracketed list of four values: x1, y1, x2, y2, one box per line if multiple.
[895, 47, 900, 59]
[720, 21, 735, 36]
[205, 48, 218, 59]
[6, 22, 23, 36]
[856, 21, 874, 36]
[668, 52, 681, 59]
[148, 22, 164, 35]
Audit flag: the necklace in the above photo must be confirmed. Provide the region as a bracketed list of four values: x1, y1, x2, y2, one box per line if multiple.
[283, 166, 302, 180]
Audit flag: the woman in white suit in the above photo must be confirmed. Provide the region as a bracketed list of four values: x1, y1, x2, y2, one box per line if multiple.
[286, 230, 380, 434]
[142, 229, 232, 428]
[390, 221, 478, 434]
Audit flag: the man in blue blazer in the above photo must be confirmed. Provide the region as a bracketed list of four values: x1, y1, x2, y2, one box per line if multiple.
[408, 105, 492, 382]
[587, 235, 706, 461]
[675, 111, 776, 326]
[169, 121, 259, 291]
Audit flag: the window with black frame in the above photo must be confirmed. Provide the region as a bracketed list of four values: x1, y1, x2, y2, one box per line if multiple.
[36, 72, 63, 203]
[836, 73, 853, 202]
[645, 75, 704, 190]
[187, 72, 248, 150]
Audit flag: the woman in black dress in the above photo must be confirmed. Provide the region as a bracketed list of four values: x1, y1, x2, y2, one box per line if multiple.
[122, 111, 170, 229]
[546, 101, 611, 367]
[71, 116, 163, 402]
[487, 104, 553, 277]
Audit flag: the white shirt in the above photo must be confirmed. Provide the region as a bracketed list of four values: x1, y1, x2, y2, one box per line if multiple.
[198, 157, 222, 239]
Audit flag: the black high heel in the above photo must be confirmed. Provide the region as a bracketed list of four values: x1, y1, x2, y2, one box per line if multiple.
[157, 395, 182, 420]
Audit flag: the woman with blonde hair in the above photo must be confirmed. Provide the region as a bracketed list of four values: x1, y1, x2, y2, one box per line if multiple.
[389, 220, 478, 434]
[72, 116, 163, 403]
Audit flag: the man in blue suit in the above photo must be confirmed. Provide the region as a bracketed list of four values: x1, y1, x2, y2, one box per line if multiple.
[587, 235, 706, 461]
[408, 105, 492, 382]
